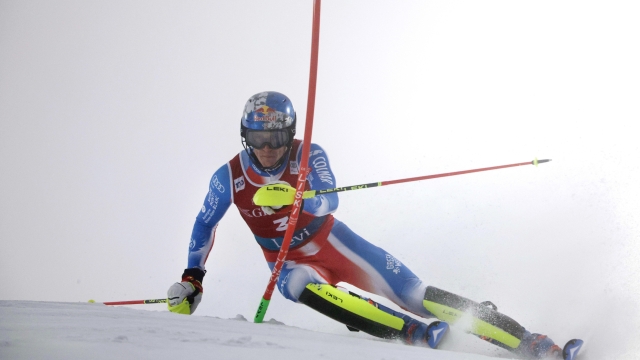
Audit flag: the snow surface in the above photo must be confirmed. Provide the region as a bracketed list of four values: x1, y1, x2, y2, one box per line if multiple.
[0, 300, 524, 360]
[0, 300, 637, 360]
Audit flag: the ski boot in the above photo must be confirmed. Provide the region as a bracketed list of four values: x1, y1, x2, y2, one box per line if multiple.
[516, 331, 563, 359]
[401, 318, 449, 349]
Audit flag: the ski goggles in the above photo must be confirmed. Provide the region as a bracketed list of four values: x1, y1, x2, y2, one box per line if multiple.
[245, 129, 290, 149]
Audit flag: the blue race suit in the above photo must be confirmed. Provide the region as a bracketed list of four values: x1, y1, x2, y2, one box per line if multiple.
[188, 140, 431, 318]
[186, 139, 561, 357]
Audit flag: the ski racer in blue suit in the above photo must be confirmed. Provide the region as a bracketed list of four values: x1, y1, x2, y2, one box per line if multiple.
[166, 91, 570, 359]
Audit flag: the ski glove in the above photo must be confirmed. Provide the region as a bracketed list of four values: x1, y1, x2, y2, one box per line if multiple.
[167, 268, 205, 315]
[261, 200, 305, 215]
[258, 181, 303, 215]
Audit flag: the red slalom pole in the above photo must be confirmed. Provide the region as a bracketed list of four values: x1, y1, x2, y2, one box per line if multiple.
[254, 0, 322, 323]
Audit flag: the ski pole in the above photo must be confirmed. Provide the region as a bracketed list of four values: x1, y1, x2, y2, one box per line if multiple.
[254, 0, 322, 324]
[253, 159, 551, 206]
[89, 299, 167, 305]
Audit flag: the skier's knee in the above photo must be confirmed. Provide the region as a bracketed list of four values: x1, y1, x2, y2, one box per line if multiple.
[277, 265, 326, 302]
[399, 278, 434, 318]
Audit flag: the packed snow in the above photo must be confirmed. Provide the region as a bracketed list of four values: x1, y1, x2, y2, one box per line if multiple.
[0, 300, 504, 360]
[1, 300, 638, 360]
[0, 301, 510, 359]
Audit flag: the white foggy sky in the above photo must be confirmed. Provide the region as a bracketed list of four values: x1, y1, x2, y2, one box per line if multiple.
[1, 1, 639, 356]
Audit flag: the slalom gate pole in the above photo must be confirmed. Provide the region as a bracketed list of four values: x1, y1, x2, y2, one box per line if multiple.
[253, 0, 322, 323]
[93, 299, 167, 305]
[252, 159, 552, 206]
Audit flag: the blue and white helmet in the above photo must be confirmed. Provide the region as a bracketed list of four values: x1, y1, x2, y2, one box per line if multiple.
[240, 91, 297, 171]
[241, 91, 296, 131]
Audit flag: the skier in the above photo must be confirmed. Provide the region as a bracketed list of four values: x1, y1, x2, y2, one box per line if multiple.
[167, 91, 571, 359]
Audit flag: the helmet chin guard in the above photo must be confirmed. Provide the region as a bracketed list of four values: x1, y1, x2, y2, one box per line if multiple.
[240, 91, 297, 172]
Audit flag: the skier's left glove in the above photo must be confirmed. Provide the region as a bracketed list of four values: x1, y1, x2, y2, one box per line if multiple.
[167, 268, 205, 315]
[261, 200, 304, 215]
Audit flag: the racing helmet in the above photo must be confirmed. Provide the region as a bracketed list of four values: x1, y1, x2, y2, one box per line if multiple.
[240, 91, 296, 172]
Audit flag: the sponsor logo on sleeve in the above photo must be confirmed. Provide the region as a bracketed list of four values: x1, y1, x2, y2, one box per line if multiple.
[207, 191, 218, 207]
[234, 176, 245, 192]
[203, 194, 219, 223]
[211, 175, 225, 193]
[311, 157, 334, 185]
[386, 254, 402, 274]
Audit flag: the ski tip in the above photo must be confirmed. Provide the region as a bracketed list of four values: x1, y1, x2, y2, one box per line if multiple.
[563, 339, 584, 360]
[426, 321, 449, 349]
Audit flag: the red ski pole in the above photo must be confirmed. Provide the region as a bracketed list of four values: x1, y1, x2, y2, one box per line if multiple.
[253, 159, 552, 207]
[314, 159, 552, 196]
[89, 299, 167, 305]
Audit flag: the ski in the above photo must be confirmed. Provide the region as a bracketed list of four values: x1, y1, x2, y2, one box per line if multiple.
[562, 339, 584, 360]
[426, 320, 449, 349]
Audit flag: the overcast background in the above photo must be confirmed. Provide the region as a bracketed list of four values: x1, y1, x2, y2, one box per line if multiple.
[1, 1, 639, 358]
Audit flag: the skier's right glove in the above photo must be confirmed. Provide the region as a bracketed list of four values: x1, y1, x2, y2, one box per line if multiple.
[167, 268, 205, 315]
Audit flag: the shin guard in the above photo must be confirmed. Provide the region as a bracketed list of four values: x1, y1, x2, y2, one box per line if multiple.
[298, 283, 404, 339]
[423, 286, 525, 349]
